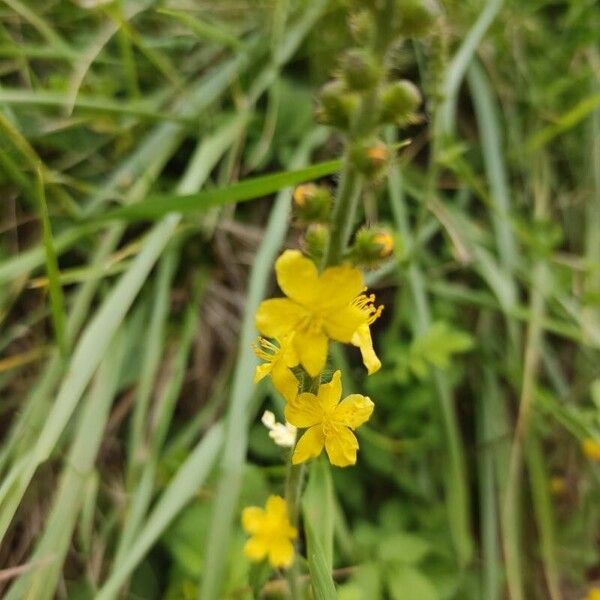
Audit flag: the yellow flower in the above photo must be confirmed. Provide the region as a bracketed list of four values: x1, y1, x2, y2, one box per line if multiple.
[242, 495, 297, 568]
[285, 370, 374, 467]
[582, 438, 600, 461]
[255, 250, 383, 377]
[585, 589, 600, 600]
[254, 336, 299, 402]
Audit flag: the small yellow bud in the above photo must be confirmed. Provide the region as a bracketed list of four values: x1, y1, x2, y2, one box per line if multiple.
[351, 227, 396, 267]
[373, 231, 394, 257]
[292, 184, 332, 225]
[582, 438, 600, 461]
[366, 144, 389, 164]
[293, 183, 317, 207]
[351, 140, 389, 177]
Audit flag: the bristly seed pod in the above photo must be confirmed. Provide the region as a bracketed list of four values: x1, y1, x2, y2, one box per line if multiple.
[395, 0, 438, 38]
[303, 223, 330, 263]
[315, 80, 358, 131]
[379, 80, 421, 126]
[340, 49, 382, 92]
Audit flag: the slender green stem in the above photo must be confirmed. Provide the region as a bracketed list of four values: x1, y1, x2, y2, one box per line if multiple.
[285, 459, 306, 600]
[322, 157, 361, 267]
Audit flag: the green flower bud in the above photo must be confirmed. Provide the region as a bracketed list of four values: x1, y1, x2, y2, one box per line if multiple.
[380, 80, 421, 125]
[303, 224, 330, 262]
[395, 0, 438, 37]
[292, 184, 332, 224]
[340, 49, 382, 92]
[351, 226, 396, 267]
[349, 140, 389, 177]
[316, 80, 358, 130]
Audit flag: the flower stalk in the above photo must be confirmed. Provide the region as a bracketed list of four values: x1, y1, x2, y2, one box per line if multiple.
[241, 2, 435, 595]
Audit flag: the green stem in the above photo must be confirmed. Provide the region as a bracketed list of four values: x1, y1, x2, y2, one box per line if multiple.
[284, 372, 317, 598]
[322, 157, 361, 267]
[285, 459, 306, 600]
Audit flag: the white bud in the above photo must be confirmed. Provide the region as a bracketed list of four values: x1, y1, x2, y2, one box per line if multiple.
[261, 411, 297, 448]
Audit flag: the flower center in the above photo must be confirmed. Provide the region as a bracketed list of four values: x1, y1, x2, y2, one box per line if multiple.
[321, 416, 342, 438]
[298, 312, 324, 335]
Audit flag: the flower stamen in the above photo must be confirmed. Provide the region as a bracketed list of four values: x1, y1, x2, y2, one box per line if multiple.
[353, 292, 384, 325]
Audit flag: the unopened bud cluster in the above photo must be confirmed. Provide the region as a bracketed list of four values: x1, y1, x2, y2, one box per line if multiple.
[316, 0, 434, 181]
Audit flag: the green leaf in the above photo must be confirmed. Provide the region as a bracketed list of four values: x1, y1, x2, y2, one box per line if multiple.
[338, 563, 381, 600]
[95, 158, 342, 222]
[387, 566, 438, 600]
[305, 518, 337, 600]
[303, 457, 335, 572]
[378, 532, 431, 565]
[408, 321, 474, 378]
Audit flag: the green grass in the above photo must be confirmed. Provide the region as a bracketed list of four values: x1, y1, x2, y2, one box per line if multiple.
[0, 1, 599, 599]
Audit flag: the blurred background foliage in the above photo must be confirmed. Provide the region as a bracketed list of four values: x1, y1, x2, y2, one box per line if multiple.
[0, 0, 599, 599]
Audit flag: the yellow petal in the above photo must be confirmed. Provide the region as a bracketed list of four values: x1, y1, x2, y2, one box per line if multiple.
[271, 363, 299, 403]
[292, 425, 325, 464]
[351, 324, 381, 375]
[324, 425, 358, 467]
[294, 330, 328, 376]
[317, 370, 343, 414]
[285, 392, 323, 428]
[323, 305, 366, 343]
[334, 394, 374, 429]
[316, 263, 364, 309]
[281, 337, 299, 367]
[244, 536, 268, 561]
[254, 362, 273, 384]
[242, 506, 265, 534]
[265, 495, 288, 519]
[275, 250, 319, 306]
[255, 298, 307, 339]
[268, 539, 295, 568]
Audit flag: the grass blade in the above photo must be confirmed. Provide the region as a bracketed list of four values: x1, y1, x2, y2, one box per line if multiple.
[35, 164, 67, 357]
[94, 158, 342, 222]
[95, 424, 224, 600]
[5, 330, 128, 600]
